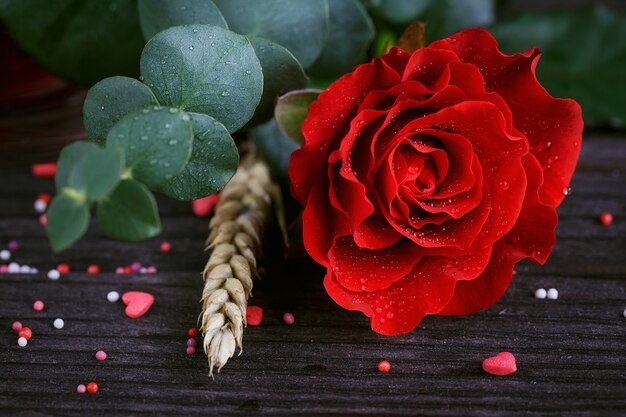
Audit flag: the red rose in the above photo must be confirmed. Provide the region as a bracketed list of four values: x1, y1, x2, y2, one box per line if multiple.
[289, 29, 583, 335]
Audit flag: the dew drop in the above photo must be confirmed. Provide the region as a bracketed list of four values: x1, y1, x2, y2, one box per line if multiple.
[168, 139, 178, 145]
[168, 108, 179, 113]
[142, 108, 150, 114]
[562, 186, 572, 196]
[149, 159, 157, 166]
[221, 91, 230, 97]
[182, 114, 191, 121]
[100, 105, 105, 110]
[498, 181, 510, 191]
[192, 29, 198, 33]
[165, 123, 172, 129]
[140, 135, 148, 141]
[129, 145, 137, 150]
[189, 46, 194, 50]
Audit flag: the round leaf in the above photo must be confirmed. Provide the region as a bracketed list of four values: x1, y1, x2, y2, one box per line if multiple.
[140, 24, 263, 132]
[55, 141, 100, 190]
[138, 0, 228, 40]
[274, 89, 321, 144]
[68, 148, 124, 202]
[97, 179, 161, 241]
[0, 0, 144, 86]
[247, 37, 309, 126]
[106, 106, 193, 187]
[159, 113, 239, 200]
[213, 0, 329, 68]
[308, 0, 375, 78]
[83, 76, 156, 146]
[46, 195, 90, 252]
[253, 118, 300, 187]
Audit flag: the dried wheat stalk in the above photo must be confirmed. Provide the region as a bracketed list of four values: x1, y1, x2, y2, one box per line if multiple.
[200, 156, 277, 376]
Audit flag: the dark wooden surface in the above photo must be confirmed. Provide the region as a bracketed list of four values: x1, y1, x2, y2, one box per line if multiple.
[0, 134, 625, 417]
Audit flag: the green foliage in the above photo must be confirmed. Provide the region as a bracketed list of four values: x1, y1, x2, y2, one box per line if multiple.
[492, 6, 626, 128]
[274, 90, 321, 144]
[83, 76, 156, 146]
[0, 0, 144, 86]
[68, 148, 124, 202]
[46, 196, 91, 252]
[97, 179, 161, 240]
[253, 119, 301, 187]
[140, 24, 263, 132]
[138, 0, 227, 40]
[55, 142, 100, 190]
[213, 0, 329, 68]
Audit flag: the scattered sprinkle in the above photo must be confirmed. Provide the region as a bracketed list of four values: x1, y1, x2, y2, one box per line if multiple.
[282, 312, 295, 325]
[188, 327, 198, 337]
[623, 308, 626, 319]
[0, 265, 7, 273]
[31, 162, 57, 178]
[39, 214, 47, 226]
[160, 241, 172, 252]
[192, 194, 220, 217]
[107, 291, 120, 303]
[53, 318, 65, 329]
[47, 269, 61, 280]
[482, 352, 517, 376]
[86, 382, 99, 394]
[37, 193, 51, 204]
[0, 249, 10, 261]
[18, 337, 28, 347]
[95, 350, 107, 361]
[18, 327, 32, 340]
[186, 338, 197, 348]
[34, 198, 47, 213]
[87, 264, 100, 274]
[115, 267, 125, 274]
[76, 384, 86, 394]
[598, 212, 613, 226]
[130, 261, 142, 272]
[146, 266, 157, 274]
[534, 288, 547, 299]
[377, 360, 391, 373]
[246, 306, 263, 326]
[33, 300, 45, 312]
[8, 262, 20, 273]
[122, 291, 154, 318]
[12, 321, 22, 332]
[57, 263, 70, 274]
[20, 265, 30, 274]
[7, 240, 19, 251]
[547, 288, 559, 300]
[186, 346, 196, 355]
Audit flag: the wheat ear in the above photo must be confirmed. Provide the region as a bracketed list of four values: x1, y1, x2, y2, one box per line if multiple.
[200, 156, 275, 376]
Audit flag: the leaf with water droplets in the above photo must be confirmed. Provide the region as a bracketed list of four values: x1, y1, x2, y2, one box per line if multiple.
[158, 113, 239, 200]
[46, 195, 90, 252]
[106, 106, 193, 187]
[275, 89, 321, 144]
[97, 179, 161, 241]
[84, 76, 156, 146]
[140, 24, 263, 132]
[138, 0, 227, 40]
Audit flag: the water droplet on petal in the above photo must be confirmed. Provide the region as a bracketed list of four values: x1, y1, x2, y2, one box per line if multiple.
[562, 186, 572, 196]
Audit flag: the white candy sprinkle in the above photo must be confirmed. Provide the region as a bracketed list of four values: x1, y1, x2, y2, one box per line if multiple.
[547, 288, 559, 300]
[18, 337, 27, 347]
[0, 249, 10, 261]
[47, 269, 60, 280]
[53, 318, 65, 329]
[7, 262, 20, 273]
[534, 288, 547, 299]
[30, 268, 39, 274]
[107, 291, 120, 303]
[34, 199, 47, 213]
[139, 267, 147, 274]
[20, 265, 30, 273]
[623, 308, 626, 319]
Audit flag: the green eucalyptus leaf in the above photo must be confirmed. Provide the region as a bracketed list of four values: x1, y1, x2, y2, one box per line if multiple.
[140, 24, 263, 132]
[68, 148, 124, 202]
[55, 142, 100, 190]
[275, 89, 321, 144]
[363, 0, 429, 25]
[159, 113, 239, 200]
[138, 0, 227, 40]
[308, 0, 375, 78]
[46, 195, 90, 252]
[247, 37, 309, 126]
[97, 179, 161, 241]
[0, 0, 144, 86]
[106, 106, 193, 187]
[83, 76, 156, 146]
[213, 0, 329, 68]
[492, 6, 626, 127]
[253, 119, 300, 186]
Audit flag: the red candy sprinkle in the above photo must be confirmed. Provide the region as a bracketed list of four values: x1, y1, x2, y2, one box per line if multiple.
[33, 300, 44, 312]
[57, 263, 70, 274]
[37, 193, 52, 204]
[86, 382, 98, 394]
[599, 212, 613, 226]
[19, 327, 32, 340]
[87, 265, 100, 274]
[192, 194, 220, 217]
[482, 352, 517, 376]
[160, 241, 172, 253]
[378, 360, 391, 373]
[246, 306, 263, 326]
[188, 327, 198, 337]
[282, 312, 295, 325]
[31, 162, 57, 178]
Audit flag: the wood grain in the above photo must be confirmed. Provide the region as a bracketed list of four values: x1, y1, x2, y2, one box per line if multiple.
[0, 135, 625, 417]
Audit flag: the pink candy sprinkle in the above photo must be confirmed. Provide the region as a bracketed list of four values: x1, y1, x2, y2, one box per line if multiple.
[12, 321, 22, 332]
[160, 241, 171, 252]
[130, 261, 142, 272]
[95, 350, 107, 361]
[0, 265, 7, 273]
[192, 194, 220, 217]
[115, 266, 125, 274]
[186, 338, 197, 348]
[186, 346, 196, 355]
[146, 266, 157, 274]
[282, 312, 295, 325]
[39, 214, 47, 226]
[33, 300, 44, 312]
[8, 240, 18, 251]
[76, 384, 86, 394]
